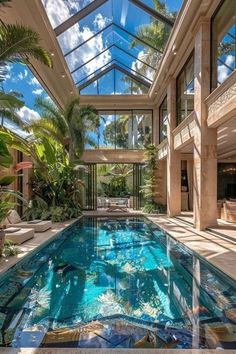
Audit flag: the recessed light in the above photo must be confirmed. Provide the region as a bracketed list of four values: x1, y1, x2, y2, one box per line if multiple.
[62, 74, 65, 78]
[51, 52, 55, 56]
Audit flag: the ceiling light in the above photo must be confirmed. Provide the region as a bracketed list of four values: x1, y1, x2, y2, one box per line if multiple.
[51, 52, 55, 56]
[62, 74, 65, 78]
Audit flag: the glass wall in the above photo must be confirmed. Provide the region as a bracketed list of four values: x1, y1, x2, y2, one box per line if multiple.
[80, 69, 149, 95]
[159, 96, 168, 142]
[211, 0, 236, 90]
[176, 54, 195, 125]
[86, 110, 152, 149]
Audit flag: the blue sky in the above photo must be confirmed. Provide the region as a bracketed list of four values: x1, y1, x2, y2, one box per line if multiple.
[3, 63, 49, 123]
[2, 0, 184, 124]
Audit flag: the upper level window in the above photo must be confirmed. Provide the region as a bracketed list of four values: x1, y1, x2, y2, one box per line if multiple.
[159, 96, 168, 143]
[85, 110, 152, 150]
[176, 54, 194, 126]
[211, 0, 236, 90]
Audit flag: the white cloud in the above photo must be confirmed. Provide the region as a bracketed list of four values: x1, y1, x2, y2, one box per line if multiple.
[32, 88, 43, 95]
[17, 69, 28, 81]
[93, 13, 110, 31]
[28, 77, 40, 86]
[41, 0, 92, 28]
[218, 55, 234, 84]
[18, 106, 41, 123]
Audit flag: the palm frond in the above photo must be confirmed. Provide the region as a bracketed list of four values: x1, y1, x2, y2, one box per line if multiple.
[0, 23, 52, 68]
[35, 97, 67, 135]
[25, 118, 65, 145]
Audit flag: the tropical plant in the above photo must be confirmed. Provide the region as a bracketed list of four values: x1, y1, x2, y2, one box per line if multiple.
[98, 164, 133, 197]
[24, 163, 83, 222]
[140, 144, 159, 212]
[26, 97, 99, 162]
[2, 239, 20, 256]
[0, 23, 53, 69]
[130, 0, 176, 82]
[0, 0, 53, 127]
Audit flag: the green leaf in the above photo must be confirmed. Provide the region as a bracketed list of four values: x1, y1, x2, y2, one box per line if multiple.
[0, 175, 16, 186]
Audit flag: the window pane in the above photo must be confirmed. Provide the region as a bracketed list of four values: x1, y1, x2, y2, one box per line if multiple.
[115, 69, 132, 94]
[57, 0, 112, 54]
[176, 54, 194, 125]
[99, 111, 116, 148]
[211, 0, 236, 90]
[159, 96, 168, 142]
[133, 110, 152, 148]
[80, 81, 98, 95]
[98, 69, 115, 94]
[116, 111, 133, 149]
[41, 0, 94, 29]
[139, 0, 182, 18]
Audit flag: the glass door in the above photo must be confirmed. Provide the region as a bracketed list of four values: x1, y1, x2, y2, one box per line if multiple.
[82, 163, 97, 210]
[133, 163, 144, 210]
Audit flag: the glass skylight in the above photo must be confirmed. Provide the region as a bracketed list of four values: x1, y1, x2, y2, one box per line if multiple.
[42, 0, 183, 94]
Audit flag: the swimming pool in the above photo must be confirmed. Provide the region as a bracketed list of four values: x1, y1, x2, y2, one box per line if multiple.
[0, 216, 236, 349]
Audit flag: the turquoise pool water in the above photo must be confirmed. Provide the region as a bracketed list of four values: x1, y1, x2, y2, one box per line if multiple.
[0, 217, 236, 349]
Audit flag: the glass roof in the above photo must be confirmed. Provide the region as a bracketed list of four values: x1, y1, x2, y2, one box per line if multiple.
[42, 0, 183, 94]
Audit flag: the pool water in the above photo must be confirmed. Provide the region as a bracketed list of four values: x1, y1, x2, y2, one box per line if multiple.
[0, 217, 236, 349]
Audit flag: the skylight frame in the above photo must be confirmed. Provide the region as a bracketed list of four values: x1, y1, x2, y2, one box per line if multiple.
[43, 0, 177, 92]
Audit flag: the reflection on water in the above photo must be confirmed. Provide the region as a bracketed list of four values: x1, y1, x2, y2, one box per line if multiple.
[0, 217, 236, 349]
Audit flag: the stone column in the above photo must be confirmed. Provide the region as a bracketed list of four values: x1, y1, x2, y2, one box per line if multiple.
[167, 79, 181, 217]
[193, 19, 218, 230]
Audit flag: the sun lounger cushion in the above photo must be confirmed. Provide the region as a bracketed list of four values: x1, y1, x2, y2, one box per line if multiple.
[7, 210, 21, 224]
[7, 210, 52, 232]
[10, 221, 52, 233]
[5, 228, 34, 244]
[5, 227, 21, 233]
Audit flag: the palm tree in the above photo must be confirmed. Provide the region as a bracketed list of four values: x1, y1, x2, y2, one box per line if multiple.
[26, 97, 99, 162]
[130, 0, 175, 78]
[0, 24, 53, 69]
[0, 0, 53, 127]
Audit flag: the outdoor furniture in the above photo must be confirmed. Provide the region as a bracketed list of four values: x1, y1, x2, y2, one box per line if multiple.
[7, 210, 52, 232]
[5, 227, 34, 244]
[222, 201, 236, 223]
[106, 198, 128, 212]
[106, 204, 128, 212]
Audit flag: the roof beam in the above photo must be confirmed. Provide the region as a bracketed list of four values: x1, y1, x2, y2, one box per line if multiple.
[54, 0, 108, 36]
[129, 0, 174, 27]
[64, 22, 162, 59]
[78, 64, 117, 90]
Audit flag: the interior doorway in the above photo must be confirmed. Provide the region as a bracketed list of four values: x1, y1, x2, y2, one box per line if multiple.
[82, 163, 145, 210]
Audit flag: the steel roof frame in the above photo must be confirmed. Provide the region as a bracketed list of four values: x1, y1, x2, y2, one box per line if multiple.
[70, 43, 156, 75]
[54, 0, 108, 36]
[78, 63, 151, 91]
[129, 0, 174, 27]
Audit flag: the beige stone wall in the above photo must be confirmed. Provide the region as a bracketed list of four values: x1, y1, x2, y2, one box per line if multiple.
[82, 149, 146, 164]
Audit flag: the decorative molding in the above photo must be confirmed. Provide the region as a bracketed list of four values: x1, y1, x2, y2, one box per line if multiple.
[208, 81, 236, 116]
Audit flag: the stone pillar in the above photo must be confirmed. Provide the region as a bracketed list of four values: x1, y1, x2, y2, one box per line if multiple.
[193, 19, 218, 230]
[167, 79, 181, 217]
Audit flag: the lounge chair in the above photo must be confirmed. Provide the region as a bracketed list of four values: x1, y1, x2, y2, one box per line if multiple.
[5, 227, 34, 244]
[7, 210, 52, 232]
[222, 201, 236, 223]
